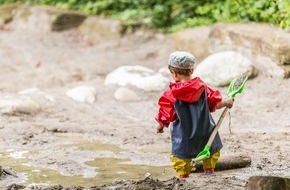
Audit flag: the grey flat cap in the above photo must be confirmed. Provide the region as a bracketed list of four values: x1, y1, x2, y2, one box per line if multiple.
[168, 51, 195, 69]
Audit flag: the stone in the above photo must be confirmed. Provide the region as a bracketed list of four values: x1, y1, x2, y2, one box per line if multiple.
[66, 86, 96, 104]
[247, 176, 290, 190]
[105, 65, 169, 92]
[8, 5, 86, 31]
[0, 3, 18, 25]
[78, 16, 124, 45]
[172, 26, 211, 62]
[194, 51, 257, 87]
[0, 95, 40, 115]
[18, 88, 55, 102]
[114, 87, 140, 101]
[209, 23, 290, 78]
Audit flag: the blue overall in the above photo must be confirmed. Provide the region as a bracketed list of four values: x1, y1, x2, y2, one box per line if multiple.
[170, 90, 223, 159]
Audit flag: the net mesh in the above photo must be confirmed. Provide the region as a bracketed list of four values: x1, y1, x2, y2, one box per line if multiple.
[233, 73, 248, 91]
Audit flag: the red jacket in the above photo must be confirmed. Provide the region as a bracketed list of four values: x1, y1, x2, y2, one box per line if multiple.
[155, 77, 222, 127]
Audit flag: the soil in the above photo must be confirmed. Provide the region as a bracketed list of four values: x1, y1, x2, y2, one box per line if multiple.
[0, 25, 289, 190]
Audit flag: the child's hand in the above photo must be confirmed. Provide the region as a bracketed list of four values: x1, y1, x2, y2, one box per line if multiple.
[156, 125, 164, 133]
[217, 98, 234, 109]
[226, 99, 234, 108]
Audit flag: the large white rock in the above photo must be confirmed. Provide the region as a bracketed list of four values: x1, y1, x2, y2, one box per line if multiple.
[0, 95, 40, 115]
[18, 87, 40, 94]
[66, 86, 96, 104]
[194, 51, 256, 86]
[105, 65, 169, 92]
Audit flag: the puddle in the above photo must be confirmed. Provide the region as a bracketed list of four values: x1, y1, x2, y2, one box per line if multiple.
[85, 157, 175, 185]
[54, 133, 122, 154]
[67, 141, 122, 154]
[0, 141, 175, 187]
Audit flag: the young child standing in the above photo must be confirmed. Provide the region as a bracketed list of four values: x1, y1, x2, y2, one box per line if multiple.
[155, 51, 233, 179]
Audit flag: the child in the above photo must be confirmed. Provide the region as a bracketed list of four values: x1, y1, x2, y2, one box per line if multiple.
[155, 51, 233, 179]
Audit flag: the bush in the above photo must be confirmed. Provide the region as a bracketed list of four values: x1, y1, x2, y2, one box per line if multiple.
[0, 0, 289, 32]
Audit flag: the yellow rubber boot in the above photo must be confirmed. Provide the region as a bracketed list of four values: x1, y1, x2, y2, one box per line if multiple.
[170, 154, 192, 178]
[202, 151, 220, 175]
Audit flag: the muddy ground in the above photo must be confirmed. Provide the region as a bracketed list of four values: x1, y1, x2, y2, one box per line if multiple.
[0, 25, 289, 190]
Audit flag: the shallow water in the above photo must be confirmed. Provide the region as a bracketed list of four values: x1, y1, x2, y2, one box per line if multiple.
[0, 141, 175, 187]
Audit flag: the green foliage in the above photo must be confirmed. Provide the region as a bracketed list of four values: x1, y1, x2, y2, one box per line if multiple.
[1, 0, 290, 31]
[278, 0, 290, 30]
[0, 0, 19, 4]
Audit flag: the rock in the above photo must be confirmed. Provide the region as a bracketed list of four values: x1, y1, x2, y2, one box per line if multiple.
[209, 23, 290, 78]
[158, 67, 171, 78]
[8, 5, 86, 31]
[0, 3, 18, 25]
[78, 16, 124, 45]
[172, 26, 211, 62]
[105, 65, 169, 92]
[18, 87, 40, 95]
[66, 86, 96, 104]
[114, 87, 140, 101]
[26, 184, 64, 189]
[18, 87, 55, 102]
[6, 184, 26, 190]
[0, 95, 40, 115]
[194, 51, 257, 86]
[144, 172, 151, 178]
[247, 176, 290, 190]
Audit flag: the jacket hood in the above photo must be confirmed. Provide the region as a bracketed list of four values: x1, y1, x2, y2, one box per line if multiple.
[169, 77, 206, 103]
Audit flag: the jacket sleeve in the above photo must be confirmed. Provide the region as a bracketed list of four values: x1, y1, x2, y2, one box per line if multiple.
[155, 89, 176, 127]
[206, 86, 222, 112]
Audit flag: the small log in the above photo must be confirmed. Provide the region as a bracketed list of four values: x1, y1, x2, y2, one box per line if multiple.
[247, 176, 290, 190]
[192, 155, 251, 172]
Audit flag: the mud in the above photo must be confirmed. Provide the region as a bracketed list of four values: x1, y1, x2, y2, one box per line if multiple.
[0, 24, 289, 190]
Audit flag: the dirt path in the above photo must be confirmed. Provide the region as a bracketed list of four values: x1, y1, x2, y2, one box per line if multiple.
[0, 26, 289, 190]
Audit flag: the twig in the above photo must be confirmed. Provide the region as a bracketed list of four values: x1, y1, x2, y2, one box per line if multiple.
[228, 109, 232, 134]
[3, 168, 18, 178]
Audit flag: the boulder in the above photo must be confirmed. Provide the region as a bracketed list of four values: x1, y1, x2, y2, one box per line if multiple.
[171, 26, 211, 62]
[194, 51, 257, 87]
[0, 4, 18, 25]
[78, 16, 125, 45]
[209, 23, 290, 78]
[105, 65, 169, 92]
[8, 5, 86, 31]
